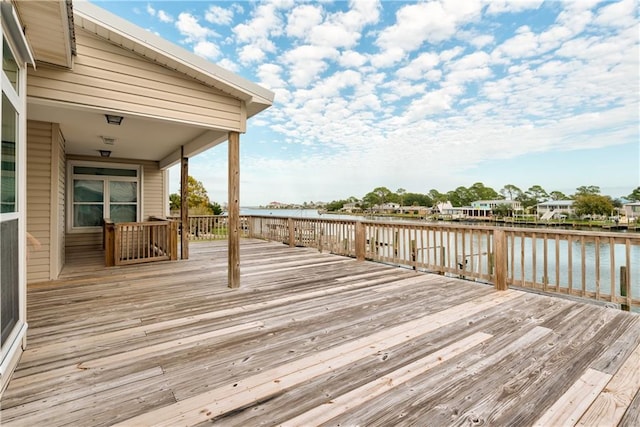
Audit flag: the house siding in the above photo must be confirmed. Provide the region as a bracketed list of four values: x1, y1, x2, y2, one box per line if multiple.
[27, 29, 243, 130]
[26, 121, 53, 283]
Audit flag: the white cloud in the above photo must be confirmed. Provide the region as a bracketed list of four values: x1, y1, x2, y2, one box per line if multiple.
[205, 5, 234, 26]
[233, 3, 283, 43]
[157, 10, 173, 23]
[595, 0, 637, 28]
[339, 50, 368, 68]
[239, 44, 267, 64]
[257, 63, 286, 89]
[374, 0, 482, 68]
[218, 58, 239, 72]
[485, 0, 544, 15]
[176, 12, 218, 43]
[194, 40, 220, 60]
[286, 4, 324, 38]
[282, 45, 339, 87]
[146, 3, 155, 17]
[470, 34, 494, 48]
[376, 2, 456, 52]
[396, 52, 440, 80]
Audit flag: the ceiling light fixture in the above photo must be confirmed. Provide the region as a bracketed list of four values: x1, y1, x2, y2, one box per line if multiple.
[101, 136, 116, 145]
[105, 114, 123, 125]
[99, 150, 111, 158]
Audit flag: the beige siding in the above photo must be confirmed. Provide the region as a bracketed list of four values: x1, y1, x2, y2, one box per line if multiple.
[27, 29, 243, 130]
[143, 163, 165, 219]
[65, 156, 165, 251]
[26, 121, 53, 283]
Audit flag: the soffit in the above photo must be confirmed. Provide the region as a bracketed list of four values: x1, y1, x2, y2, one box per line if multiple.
[27, 102, 226, 163]
[13, 0, 73, 68]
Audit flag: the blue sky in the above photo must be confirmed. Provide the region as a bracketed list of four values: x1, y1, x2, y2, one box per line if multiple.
[90, 0, 639, 206]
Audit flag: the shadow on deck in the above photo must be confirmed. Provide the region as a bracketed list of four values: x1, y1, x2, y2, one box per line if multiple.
[2, 239, 639, 426]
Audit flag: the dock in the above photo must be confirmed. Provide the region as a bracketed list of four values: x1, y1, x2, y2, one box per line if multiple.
[1, 239, 639, 426]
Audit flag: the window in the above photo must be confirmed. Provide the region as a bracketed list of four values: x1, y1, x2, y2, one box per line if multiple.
[69, 162, 141, 230]
[0, 90, 17, 213]
[2, 38, 18, 92]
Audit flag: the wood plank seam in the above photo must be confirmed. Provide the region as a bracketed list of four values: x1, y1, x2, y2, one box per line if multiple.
[281, 332, 494, 427]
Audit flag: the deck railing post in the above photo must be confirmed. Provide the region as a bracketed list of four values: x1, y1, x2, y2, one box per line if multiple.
[355, 221, 365, 261]
[493, 229, 508, 291]
[620, 266, 630, 311]
[170, 220, 178, 261]
[411, 239, 417, 270]
[288, 218, 295, 247]
[104, 220, 115, 267]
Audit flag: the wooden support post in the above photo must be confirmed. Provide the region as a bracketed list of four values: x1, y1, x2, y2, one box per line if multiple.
[180, 147, 189, 260]
[288, 218, 295, 247]
[620, 266, 630, 311]
[355, 221, 365, 261]
[493, 229, 508, 291]
[228, 131, 240, 289]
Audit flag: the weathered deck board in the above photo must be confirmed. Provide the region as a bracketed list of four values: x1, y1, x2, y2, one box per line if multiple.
[1, 239, 638, 426]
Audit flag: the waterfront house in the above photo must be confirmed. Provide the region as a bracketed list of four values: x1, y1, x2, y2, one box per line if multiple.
[471, 199, 523, 213]
[537, 200, 575, 219]
[371, 202, 400, 214]
[623, 201, 640, 221]
[0, 0, 273, 396]
[340, 202, 362, 213]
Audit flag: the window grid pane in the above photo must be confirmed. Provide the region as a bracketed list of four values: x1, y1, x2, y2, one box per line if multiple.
[110, 181, 137, 202]
[1, 93, 17, 213]
[74, 180, 104, 203]
[73, 204, 104, 227]
[2, 39, 19, 93]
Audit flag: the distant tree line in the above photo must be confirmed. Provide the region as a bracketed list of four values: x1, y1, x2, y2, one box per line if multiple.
[325, 184, 640, 217]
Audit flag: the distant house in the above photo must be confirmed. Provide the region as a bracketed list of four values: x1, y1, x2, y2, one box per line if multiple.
[341, 202, 362, 213]
[471, 200, 523, 212]
[537, 200, 575, 219]
[266, 202, 286, 209]
[372, 202, 400, 213]
[623, 202, 640, 221]
[435, 202, 467, 218]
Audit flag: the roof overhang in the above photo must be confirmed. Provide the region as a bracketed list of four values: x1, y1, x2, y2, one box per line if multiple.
[13, 0, 74, 68]
[72, 1, 274, 119]
[22, 1, 274, 170]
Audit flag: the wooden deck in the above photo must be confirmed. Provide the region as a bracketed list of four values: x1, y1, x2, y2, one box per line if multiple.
[1, 239, 639, 426]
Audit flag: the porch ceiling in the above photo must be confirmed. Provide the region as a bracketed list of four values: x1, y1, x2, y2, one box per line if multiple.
[27, 102, 227, 164]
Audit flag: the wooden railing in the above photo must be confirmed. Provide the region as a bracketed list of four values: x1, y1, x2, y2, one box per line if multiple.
[238, 215, 640, 311]
[186, 215, 251, 240]
[104, 218, 178, 266]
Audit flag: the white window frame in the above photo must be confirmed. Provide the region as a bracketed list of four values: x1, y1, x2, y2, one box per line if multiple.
[66, 160, 143, 233]
[0, 2, 31, 393]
